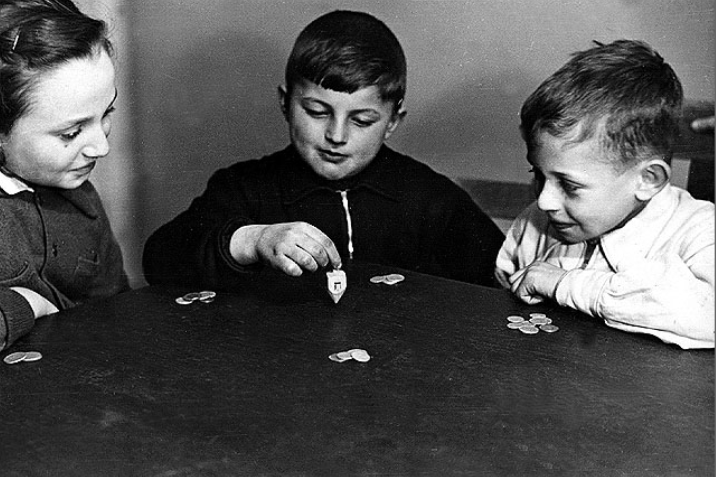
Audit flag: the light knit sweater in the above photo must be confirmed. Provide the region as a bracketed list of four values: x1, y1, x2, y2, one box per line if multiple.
[496, 184, 714, 349]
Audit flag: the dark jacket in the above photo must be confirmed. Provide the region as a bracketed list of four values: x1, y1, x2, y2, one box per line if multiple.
[143, 145, 504, 288]
[0, 181, 129, 349]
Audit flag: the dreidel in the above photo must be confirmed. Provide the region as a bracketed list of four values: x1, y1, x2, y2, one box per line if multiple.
[326, 269, 347, 303]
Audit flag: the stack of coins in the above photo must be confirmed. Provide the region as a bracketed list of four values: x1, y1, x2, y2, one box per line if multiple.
[369, 274, 405, 285]
[506, 313, 559, 335]
[329, 348, 371, 363]
[3, 351, 42, 365]
[175, 290, 216, 305]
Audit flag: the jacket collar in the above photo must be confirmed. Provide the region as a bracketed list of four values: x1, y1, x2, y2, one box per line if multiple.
[0, 168, 100, 219]
[55, 183, 100, 219]
[280, 145, 401, 205]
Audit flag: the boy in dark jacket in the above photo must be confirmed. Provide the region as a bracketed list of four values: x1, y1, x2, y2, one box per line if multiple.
[143, 10, 503, 288]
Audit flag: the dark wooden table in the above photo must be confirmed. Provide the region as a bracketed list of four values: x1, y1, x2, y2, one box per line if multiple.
[1, 263, 713, 476]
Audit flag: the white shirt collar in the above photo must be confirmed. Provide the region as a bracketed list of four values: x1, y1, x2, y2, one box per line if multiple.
[0, 168, 33, 195]
[599, 184, 676, 266]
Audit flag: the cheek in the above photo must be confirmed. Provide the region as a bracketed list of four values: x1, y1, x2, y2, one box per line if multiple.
[4, 140, 38, 171]
[288, 114, 318, 142]
[354, 128, 385, 155]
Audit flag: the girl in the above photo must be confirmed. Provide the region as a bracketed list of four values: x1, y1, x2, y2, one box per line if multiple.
[0, 0, 128, 349]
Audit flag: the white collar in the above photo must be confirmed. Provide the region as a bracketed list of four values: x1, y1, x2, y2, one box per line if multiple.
[0, 168, 33, 195]
[599, 184, 677, 266]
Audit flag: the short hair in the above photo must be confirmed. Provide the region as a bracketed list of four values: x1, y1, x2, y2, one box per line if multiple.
[285, 10, 407, 111]
[0, 0, 113, 135]
[520, 40, 683, 168]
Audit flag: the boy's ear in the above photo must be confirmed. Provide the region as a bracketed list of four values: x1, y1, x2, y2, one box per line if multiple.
[383, 105, 407, 141]
[635, 158, 671, 201]
[277, 85, 289, 118]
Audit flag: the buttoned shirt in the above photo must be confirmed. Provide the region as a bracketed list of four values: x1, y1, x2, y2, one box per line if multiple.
[0, 169, 128, 349]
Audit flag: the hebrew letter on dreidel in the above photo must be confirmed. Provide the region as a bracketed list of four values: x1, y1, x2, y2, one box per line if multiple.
[326, 269, 347, 303]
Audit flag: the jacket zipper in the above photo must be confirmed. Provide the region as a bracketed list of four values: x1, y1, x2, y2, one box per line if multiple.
[338, 190, 354, 260]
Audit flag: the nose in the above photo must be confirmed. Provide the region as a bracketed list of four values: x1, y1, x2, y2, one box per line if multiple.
[325, 118, 347, 145]
[536, 180, 561, 212]
[83, 124, 111, 159]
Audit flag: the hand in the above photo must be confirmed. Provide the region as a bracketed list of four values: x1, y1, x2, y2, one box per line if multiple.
[690, 116, 714, 134]
[231, 222, 342, 276]
[508, 261, 567, 305]
[10, 287, 59, 318]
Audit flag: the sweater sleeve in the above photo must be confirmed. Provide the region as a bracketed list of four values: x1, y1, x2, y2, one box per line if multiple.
[0, 288, 35, 351]
[143, 165, 258, 289]
[554, 244, 715, 349]
[439, 189, 505, 287]
[494, 204, 542, 288]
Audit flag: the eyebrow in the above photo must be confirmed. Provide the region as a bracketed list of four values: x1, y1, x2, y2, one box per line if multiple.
[300, 97, 381, 117]
[55, 88, 118, 131]
[552, 171, 587, 185]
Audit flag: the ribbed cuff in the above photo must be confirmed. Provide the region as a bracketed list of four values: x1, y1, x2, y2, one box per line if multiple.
[0, 288, 36, 347]
[554, 268, 611, 317]
[218, 217, 261, 273]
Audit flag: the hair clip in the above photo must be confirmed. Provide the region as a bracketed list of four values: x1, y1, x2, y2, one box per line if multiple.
[11, 31, 20, 52]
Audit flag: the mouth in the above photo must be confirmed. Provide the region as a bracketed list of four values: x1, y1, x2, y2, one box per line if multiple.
[318, 148, 348, 163]
[73, 162, 96, 174]
[549, 220, 575, 231]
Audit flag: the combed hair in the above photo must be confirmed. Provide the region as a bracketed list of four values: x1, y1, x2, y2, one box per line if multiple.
[285, 10, 406, 110]
[520, 40, 683, 168]
[0, 0, 112, 134]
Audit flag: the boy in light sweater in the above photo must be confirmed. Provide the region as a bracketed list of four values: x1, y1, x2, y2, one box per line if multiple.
[495, 40, 714, 349]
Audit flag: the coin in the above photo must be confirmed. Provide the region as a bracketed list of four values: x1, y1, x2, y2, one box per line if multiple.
[529, 313, 547, 319]
[519, 325, 539, 335]
[22, 351, 42, 362]
[383, 274, 405, 285]
[370, 275, 385, 284]
[529, 317, 552, 325]
[507, 315, 525, 323]
[507, 322, 525, 329]
[540, 324, 559, 333]
[3, 352, 27, 364]
[175, 297, 193, 305]
[350, 349, 370, 362]
[336, 351, 353, 361]
[329, 353, 350, 363]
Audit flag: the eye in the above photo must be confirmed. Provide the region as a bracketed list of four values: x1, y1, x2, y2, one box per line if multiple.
[352, 117, 376, 128]
[60, 128, 82, 141]
[304, 106, 328, 118]
[559, 179, 582, 196]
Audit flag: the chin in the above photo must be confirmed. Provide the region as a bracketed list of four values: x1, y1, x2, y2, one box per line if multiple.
[58, 177, 89, 190]
[311, 164, 351, 181]
[553, 230, 585, 244]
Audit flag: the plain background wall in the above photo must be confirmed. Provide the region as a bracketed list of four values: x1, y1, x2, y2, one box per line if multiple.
[79, 0, 714, 287]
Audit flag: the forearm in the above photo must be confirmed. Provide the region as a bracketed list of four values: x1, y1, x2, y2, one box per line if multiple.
[143, 212, 254, 287]
[439, 199, 505, 287]
[0, 287, 37, 351]
[555, 255, 714, 348]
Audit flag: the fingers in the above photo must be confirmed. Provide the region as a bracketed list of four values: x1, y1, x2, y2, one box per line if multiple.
[509, 261, 565, 304]
[509, 265, 543, 304]
[517, 292, 545, 305]
[691, 116, 715, 134]
[257, 222, 341, 276]
[508, 267, 527, 287]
